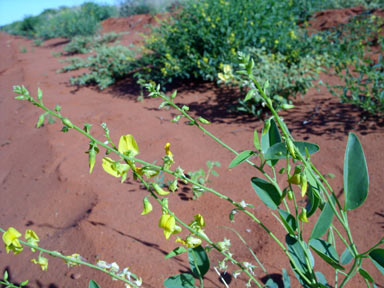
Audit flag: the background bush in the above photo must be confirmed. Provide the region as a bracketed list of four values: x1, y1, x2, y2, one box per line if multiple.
[1, 2, 118, 40]
[118, 0, 183, 16]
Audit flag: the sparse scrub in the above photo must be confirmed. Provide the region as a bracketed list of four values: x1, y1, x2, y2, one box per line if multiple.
[63, 32, 122, 54]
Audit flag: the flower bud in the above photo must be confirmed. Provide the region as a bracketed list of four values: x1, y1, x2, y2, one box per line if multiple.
[141, 197, 153, 215]
[299, 208, 309, 223]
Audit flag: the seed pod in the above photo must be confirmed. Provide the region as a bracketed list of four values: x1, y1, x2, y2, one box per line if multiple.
[299, 208, 309, 223]
[301, 173, 308, 197]
[152, 183, 170, 196]
[286, 138, 296, 158]
[287, 190, 294, 200]
[62, 118, 74, 129]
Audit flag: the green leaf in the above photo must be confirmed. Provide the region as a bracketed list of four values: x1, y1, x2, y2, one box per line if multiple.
[306, 185, 320, 218]
[228, 150, 255, 169]
[229, 209, 238, 222]
[309, 239, 344, 270]
[359, 268, 374, 283]
[344, 132, 369, 210]
[261, 119, 281, 166]
[3, 270, 8, 280]
[310, 201, 334, 240]
[165, 246, 188, 259]
[315, 272, 330, 287]
[88, 280, 101, 288]
[282, 268, 291, 288]
[244, 89, 256, 102]
[265, 278, 278, 288]
[20, 280, 29, 286]
[286, 234, 314, 276]
[36, 114, 45, 128]
[251, 177, 281, 210]
[278, 209, 297, 235]
[164, 273, 195, 288]
[264, 141, 319, 160]
[369, 249, 384, 275]
[188, 246, 210, 277]
[340, 246, 353, 265]
[37, 87, 43, 100]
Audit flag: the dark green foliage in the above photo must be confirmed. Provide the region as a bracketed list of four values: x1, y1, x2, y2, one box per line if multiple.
[64, 45, 136, 90]
[63, 33, 122, 54]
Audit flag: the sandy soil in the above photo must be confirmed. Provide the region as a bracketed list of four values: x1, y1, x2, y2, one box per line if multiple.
[1, 8, 384, 288]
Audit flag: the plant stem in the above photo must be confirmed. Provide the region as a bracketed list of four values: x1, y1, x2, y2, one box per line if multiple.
[0, 227, 139, 287]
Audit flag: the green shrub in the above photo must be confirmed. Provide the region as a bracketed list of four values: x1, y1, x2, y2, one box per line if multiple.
[219, 49, 322, 116]
[63, 33, 122, 54]
[118, 0, 181, 16]
[1, 2, 117, 40]
[135, 0, 311, 83]
[327, 56, 384, 115]
[63, 45, 136, 89]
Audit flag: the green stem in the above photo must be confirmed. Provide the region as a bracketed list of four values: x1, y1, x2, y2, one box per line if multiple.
[191, 249, 204, 288]
[20, 89, 311, 286]
[0, 227, 139, 287]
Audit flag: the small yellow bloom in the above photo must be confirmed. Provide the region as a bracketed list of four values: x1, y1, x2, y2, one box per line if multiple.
[194, 214, 205, 228]
[164, 143, 173, 158]
[25, 229, 39, 251]
[118, 134, 139, 157]
[176, 235, 202, 248]
[31, 254, 48, 271]
[2, 227, 23, 255]
[32, 254, 48, 271]
[141, 197, 153, 215]
[102, 157, 129, 178]
[159, 214, 181, 240]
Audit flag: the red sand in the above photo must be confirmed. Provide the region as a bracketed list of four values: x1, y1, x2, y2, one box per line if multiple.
[1, 10, 384, 288]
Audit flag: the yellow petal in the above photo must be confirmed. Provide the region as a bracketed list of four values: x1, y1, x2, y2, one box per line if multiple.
[194, 214, 205, 228]
[164, 142, 173, 157]
[102, 157, 120, 177]
[3, 227, 22, 246]
[118, 135, 139, 157]
[159, 214, 175, 240]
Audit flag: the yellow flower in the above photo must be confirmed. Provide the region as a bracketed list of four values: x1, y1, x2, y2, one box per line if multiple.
[2, 227, 23, 254]
[31, 254, 48, 271]
[159, 214, 181, 240]
[164, 142, 173, 158]
[141, 197, 153, 215]
[25, 229, 39, 252]
[176, 235, 202, 248]
[102, 157, 129, 178]
[118, 134, 139, 157]
[194, 214, 205, 228]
